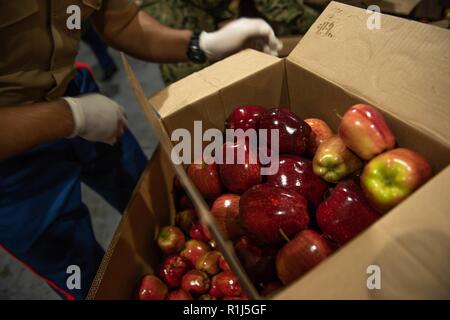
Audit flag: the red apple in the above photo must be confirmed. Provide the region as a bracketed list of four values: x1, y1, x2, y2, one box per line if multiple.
[180, 239, 209, 265]
[189, 221, 210, 242]
[138, 275, 168, 300]
[215, 271, 242, 297]
[157, 226, 185, 255]
[305, 118, 334, 157]
[159, 255, 191, 288]
[167, 289, 193, 300]
[181, 270, 210, 295]
[202, 225, 213, 241]
[223, 295, 248, 300]
[266, 155, 328, 208]
[339, 104, 396, 160]
[219, 141, 261, 194]
[210, 194, 242, 240]
[218, 252, 231, 271]
[234, 236, 277, 285]
[259, 108, 311, 155]
[316, 180, 380, 245]
[209, 274, 225, 299]
[187, 160, 223, 200]
[176, 209, 196, 234]
[195, 251, 221, 276]
[276, 230, 332, 285]
[240, 184, 310, 245]
[225, 105, 266, 131]
[361, 148, 432, 213]
[313, 136, 363, 183]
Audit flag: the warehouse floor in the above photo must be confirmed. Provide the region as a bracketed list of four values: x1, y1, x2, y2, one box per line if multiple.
[0, 43, 164, 299]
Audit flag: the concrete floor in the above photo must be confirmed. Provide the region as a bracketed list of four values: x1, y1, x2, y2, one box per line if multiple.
[0, 43, 164, 299]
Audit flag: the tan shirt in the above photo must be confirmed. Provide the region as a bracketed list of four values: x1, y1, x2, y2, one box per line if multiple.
[0, 0, 136, 107]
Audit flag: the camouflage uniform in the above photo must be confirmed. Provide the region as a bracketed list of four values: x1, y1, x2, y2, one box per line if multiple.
[252, 0, 318, 36]
[141, 0, 235, 84]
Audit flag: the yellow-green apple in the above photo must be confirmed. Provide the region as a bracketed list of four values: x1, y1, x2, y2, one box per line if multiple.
[361, 148, 432, 213]
[316, 180, 380, 245]
[157, 226, 185, 255]
[305, 118, 334, 157]
[313, 136, 362, 183]
[339, 104, 396, 160]
[276, 230, 332, 285]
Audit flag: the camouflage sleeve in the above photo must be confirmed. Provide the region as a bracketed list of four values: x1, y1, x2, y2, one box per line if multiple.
[253, 0, 318, 36]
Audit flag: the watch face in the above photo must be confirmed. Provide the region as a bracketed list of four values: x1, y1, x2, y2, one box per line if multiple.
[188, 32, 206, 64]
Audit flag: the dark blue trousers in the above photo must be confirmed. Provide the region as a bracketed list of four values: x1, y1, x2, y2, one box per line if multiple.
[0, 67, 147, 299]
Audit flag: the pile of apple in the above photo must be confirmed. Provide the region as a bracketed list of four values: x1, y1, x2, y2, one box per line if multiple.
[139, 104, 432, 299]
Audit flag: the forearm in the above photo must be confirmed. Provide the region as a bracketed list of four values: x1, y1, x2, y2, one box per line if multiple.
[95, 8, 192, 63]
[0, 100, 74, 161]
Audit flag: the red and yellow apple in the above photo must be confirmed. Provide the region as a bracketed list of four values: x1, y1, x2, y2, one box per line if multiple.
[339, 104, 396, 160]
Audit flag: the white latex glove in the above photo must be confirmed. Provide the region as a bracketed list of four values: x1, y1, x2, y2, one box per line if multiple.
[63, 93, 128, 145]
[199, 18, 283, 61]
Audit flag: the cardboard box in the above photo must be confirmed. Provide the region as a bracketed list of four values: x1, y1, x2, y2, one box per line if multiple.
[88, 2, 450, 299]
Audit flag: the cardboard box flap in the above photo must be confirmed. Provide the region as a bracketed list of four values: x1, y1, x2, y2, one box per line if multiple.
[305, 1, 422, 16]
[150, 50, 280, 120]
[274, 166, 450, 299]
[288, 1, 450, 147]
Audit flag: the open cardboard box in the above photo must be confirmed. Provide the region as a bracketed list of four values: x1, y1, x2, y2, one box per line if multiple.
[88, 2, 450, 299]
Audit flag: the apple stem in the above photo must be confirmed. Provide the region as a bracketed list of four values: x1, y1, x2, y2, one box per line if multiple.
[335, 112, 343, 120]
[279, 228, 290, 243]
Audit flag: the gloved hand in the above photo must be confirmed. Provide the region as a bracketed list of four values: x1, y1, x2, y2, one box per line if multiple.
[63, 93, 128, 145]
[199, 18, 283, 61]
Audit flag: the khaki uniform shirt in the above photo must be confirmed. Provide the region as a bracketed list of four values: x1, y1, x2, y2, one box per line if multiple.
[0, 0, 136, 107]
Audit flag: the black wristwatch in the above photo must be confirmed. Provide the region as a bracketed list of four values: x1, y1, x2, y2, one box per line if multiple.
[187, 31, 207, 64]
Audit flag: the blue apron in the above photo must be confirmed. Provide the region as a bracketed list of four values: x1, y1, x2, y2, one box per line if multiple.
[0, 66, 147, 299]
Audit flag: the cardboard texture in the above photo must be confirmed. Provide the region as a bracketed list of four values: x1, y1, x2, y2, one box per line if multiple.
[89, 2, 450, 299]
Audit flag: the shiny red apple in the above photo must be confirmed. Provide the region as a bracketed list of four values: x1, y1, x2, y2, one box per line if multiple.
[138, 275, 168, 300]
[259, 108, 311, 155]
[266, 155, 328, 208]
[218, 252, 231, 271]
[189, 221, 210, 242]
[187, 160, 223, 200]
[316, 180, 380, 245]
[210, 194, 242, 240]
[215, 271, 242, 297]
[339, 104, 396, 160]
[159, 255, 191, 288]
[305, 118, 334, 157]
[181, 270, 210, 295]
[157, 226, 185, 255]
[225, 105, 266, 131]
[361, 148, 432, 213]
[240, 184, 310, 245]
[167, 289, 193, 300]
[209, 274, 225, 299]
[219, 141, 262, 194]
[180, 239, 209, 265]
[276, 230, 332, 285]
